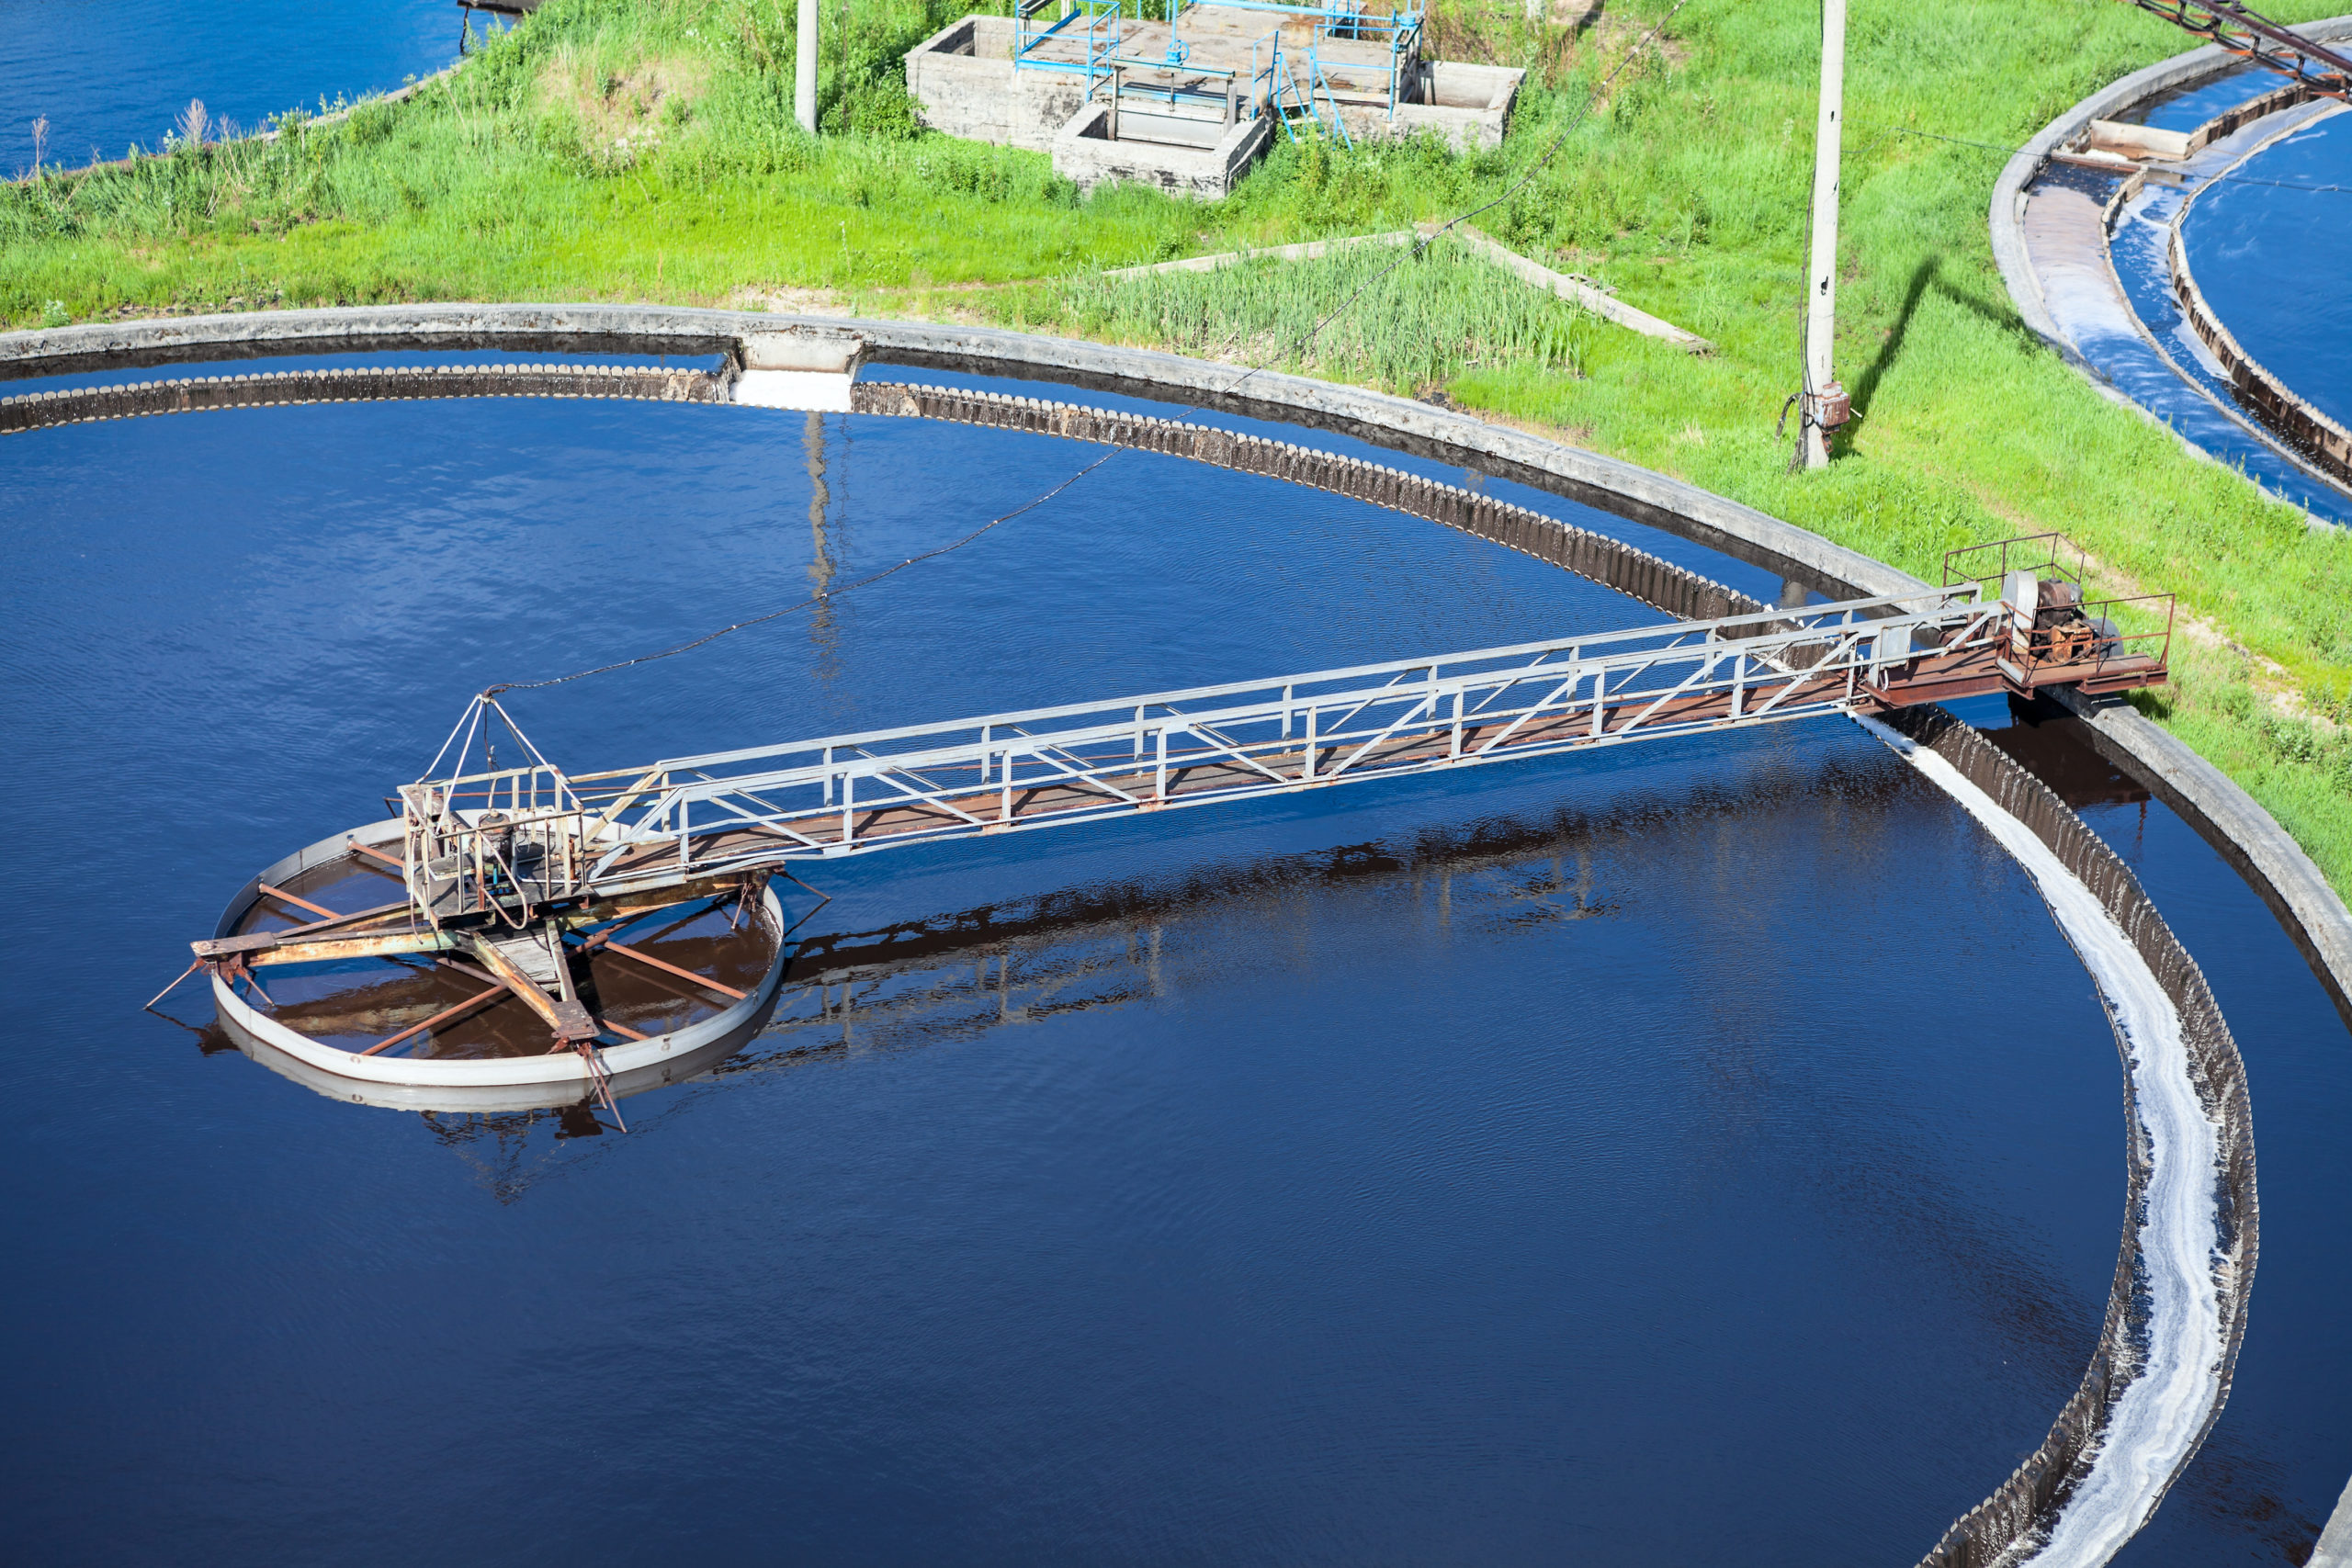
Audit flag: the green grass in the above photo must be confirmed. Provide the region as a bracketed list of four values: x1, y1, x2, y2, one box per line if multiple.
[1045, 236, 1593, 389]
[6, 0, 2350, 888]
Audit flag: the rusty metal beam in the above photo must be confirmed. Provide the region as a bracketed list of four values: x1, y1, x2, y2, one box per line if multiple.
[597, 938, 749, 1001]
[360, 982, 513, 1056]
[343, 839, 407, 872]
[257, 882, 343, 921]
[460, 931, 597, 1043]
[273, 897, 415, 940]
[199, 928, 458, 965]
[2119, 0, 2352, 96]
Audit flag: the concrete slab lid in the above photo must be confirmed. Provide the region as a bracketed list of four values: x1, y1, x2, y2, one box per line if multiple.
[2085, 117, 2193, 160]
[738, 329, 865, 373]
[736, 330, 864, 410]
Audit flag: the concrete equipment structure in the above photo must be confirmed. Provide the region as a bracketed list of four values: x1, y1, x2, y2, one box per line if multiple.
[905, 0, 1522, 197]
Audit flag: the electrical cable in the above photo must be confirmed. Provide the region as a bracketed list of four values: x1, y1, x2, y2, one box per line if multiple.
[482, 445, 1120, 694]
[1864, 121, 2352, 192]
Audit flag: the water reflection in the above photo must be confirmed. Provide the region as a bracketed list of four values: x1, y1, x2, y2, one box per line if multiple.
[805, 409, 844, 678]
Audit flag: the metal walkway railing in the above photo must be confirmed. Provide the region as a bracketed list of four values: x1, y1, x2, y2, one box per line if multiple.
[394, 585, 2034, 919]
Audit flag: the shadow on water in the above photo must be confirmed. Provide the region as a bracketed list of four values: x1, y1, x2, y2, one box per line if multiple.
[355, 725, 2131, 1518]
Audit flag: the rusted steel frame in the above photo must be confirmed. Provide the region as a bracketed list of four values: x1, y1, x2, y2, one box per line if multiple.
[462, 937, 567, 1031]
[435, 955, 509, 989]
[576, 874, 754, 927]
[211, 928, 458, 966]
[361, 981, 512, 1056]
[597, 938, 750, 1001]
[2120, 0, 2352, 93]
[257, 882, 343, 921]
[342, 839, 407, 873]
[2071, 592, 2177, 682]
[1942, 532, 2086, 593]
[460, 931, 595, 1042]
[584, 947, 722, 1014]
[263, 896, 414, 942]
[144, 959, 207, 1011]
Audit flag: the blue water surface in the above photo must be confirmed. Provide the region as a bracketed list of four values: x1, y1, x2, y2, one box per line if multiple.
[2122, 64, 2271, 133]
[0, 372, 2343, 1563]
[2183, 107, 2352, 434]
[0, 0, 463, 170]
[0, 376, 2152, 1563]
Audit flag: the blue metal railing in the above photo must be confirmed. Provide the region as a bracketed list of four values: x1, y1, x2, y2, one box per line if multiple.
[1018, 0, 1423, 140]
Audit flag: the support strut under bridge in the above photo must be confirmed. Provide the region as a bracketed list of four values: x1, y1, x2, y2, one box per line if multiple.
[194, 538, 2172, 983]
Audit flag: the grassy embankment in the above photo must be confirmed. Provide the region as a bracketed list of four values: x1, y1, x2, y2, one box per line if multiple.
[4, 0, 2349, 887]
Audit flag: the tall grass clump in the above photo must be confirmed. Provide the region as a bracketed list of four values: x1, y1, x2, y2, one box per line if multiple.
[1044, 236, 1588, 391]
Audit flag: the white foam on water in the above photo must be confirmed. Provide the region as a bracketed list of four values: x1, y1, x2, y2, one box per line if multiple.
[1854, 716, 2226, 1568]
[733, 367, 854, 412]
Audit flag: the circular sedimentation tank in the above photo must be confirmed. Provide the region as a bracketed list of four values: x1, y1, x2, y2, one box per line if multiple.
[2, 313, 2343, 1566]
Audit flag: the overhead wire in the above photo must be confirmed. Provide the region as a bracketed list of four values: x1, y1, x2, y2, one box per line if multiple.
[1864, 121, 2352, 193]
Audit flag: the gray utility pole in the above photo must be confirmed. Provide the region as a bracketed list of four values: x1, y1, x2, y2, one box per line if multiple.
[797, 0, 819, 133]
[1800, 0, 1849, 469]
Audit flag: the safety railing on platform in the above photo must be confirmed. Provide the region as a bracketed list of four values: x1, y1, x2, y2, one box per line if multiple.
[1024, 0, 1419, 140]
[1945, 533, 2173, 691]
[397, 765, 597, 923]
[1016, 0, 1125, 90]
[1309, 8, 1419, 119]
[1942, 531, 2090, 595]
[461, 588, 1999, 896]
[2018, 592, 2177, 685]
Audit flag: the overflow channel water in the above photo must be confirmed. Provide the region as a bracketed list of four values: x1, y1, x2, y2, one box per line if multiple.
[1, 355, 2346, 1564]
[2177, 105, 2352, 439]
[2022, 51, 2352, 523]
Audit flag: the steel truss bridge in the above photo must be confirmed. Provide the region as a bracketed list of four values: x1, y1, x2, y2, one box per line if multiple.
[195, 549, 2170, 1001]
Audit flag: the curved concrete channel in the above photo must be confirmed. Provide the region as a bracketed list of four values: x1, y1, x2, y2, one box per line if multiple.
[1989, 15, 2352, 524]
[2165, 114, 2352, 491]
[0, 307, 2330, 1563]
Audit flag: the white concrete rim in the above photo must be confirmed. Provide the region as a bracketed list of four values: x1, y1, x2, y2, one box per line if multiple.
[208, 819, 790, 1089]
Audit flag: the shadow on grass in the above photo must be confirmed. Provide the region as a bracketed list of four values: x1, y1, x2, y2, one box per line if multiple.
[1840, 254, 2041, 454]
